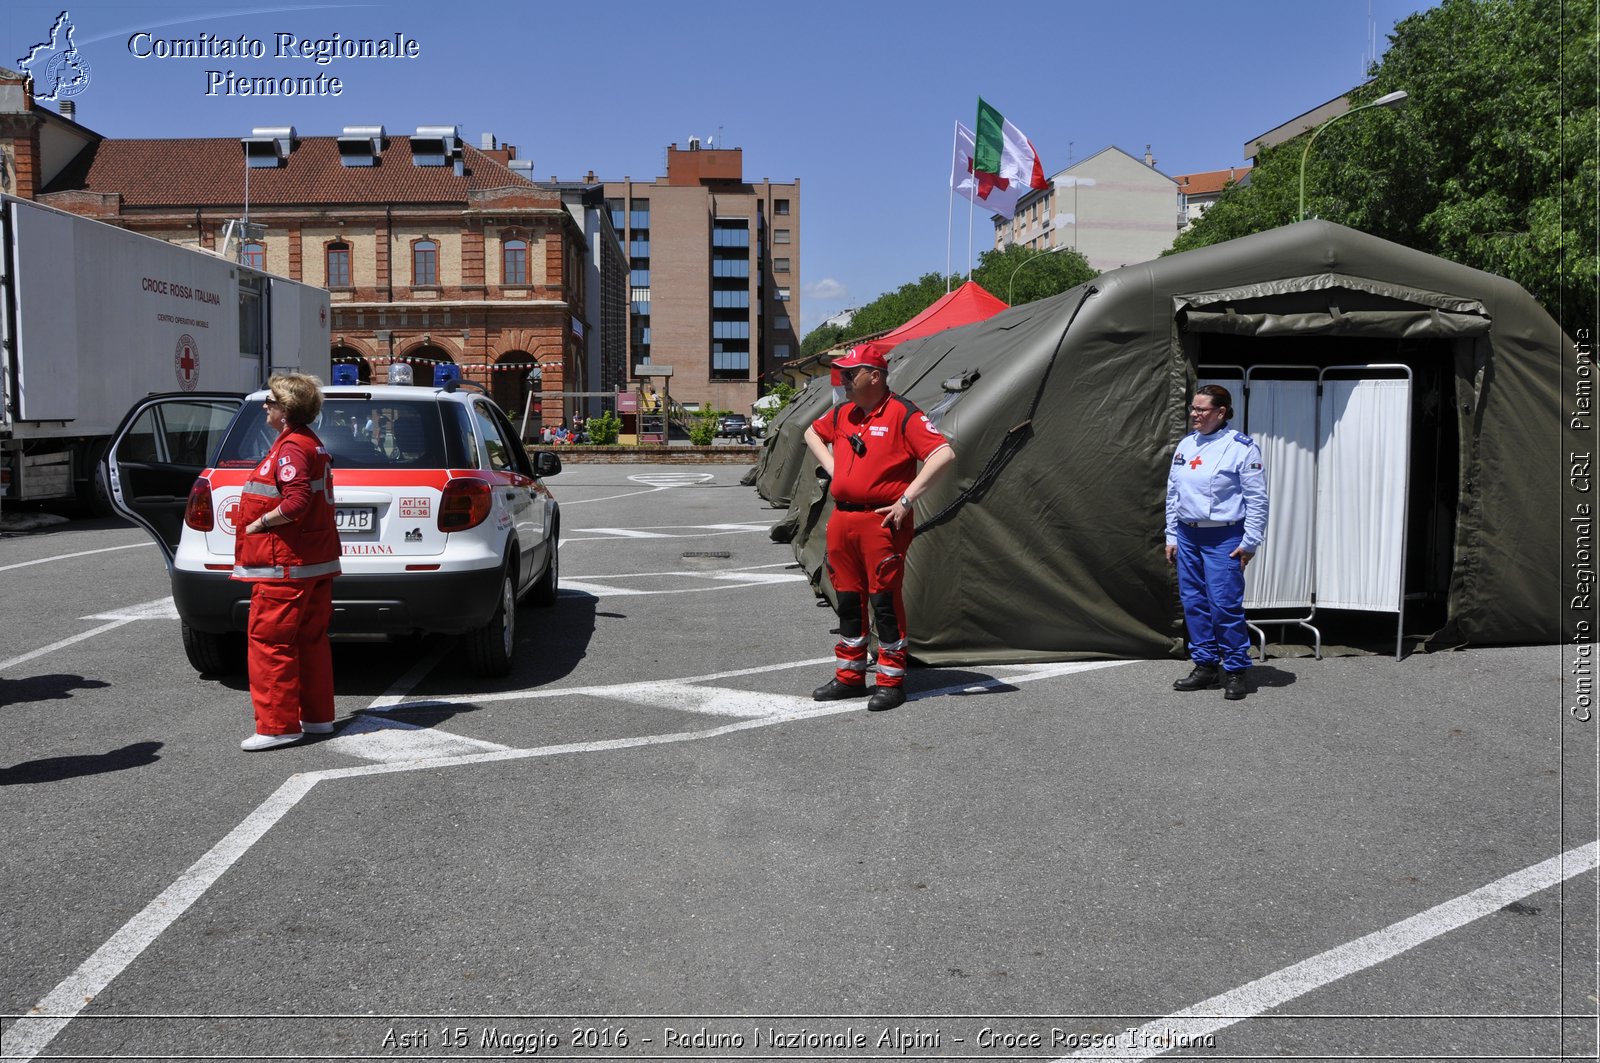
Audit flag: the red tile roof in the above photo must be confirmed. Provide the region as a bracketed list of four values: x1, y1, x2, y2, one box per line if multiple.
[42, 135, 546, 208]
[1172, 166, 1251, 196]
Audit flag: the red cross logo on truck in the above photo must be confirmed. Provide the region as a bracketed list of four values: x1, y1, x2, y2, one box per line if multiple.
[174, 334, 199, 392]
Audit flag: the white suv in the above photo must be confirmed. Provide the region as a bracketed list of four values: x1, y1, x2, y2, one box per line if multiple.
[104, 382, 560, 677]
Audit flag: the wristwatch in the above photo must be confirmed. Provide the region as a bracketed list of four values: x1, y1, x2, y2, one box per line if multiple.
[899, 494, 912, 509]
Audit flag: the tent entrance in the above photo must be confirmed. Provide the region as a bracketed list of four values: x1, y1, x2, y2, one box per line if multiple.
[1196, 336, 1461, 657]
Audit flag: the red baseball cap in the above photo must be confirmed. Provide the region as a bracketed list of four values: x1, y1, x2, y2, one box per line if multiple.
[832, 347, 887, 372]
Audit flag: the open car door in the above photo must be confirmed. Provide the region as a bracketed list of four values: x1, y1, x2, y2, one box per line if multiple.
[102, 393, 245, 568]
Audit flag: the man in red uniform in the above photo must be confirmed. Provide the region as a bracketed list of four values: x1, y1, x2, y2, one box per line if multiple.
[233, 373, 342, 751]
[803, 348, 956, 711]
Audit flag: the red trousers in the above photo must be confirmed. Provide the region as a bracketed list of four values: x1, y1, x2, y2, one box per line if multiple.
[246, 577, 335, 735]
[825, 508, 914, 688]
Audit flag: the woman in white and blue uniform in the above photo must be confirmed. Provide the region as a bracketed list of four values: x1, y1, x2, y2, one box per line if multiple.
[1164, 384, 1268, 700]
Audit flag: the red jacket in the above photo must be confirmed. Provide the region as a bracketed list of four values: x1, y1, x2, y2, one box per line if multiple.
[232, 425, 342, 582]
[810, 392, 950, 507]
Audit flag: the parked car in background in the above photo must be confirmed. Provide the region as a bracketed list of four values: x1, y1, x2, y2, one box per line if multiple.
[103, 382, 560, 678]
[717, 414, 752, 440]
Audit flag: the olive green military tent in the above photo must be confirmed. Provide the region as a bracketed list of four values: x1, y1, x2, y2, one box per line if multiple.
[777, 220, 1581, 664]
[753, 281, 1009, 518]
[751, 374, 837, 515]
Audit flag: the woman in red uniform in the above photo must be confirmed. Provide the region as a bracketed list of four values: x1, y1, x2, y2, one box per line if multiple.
[233, 374, 342, 751]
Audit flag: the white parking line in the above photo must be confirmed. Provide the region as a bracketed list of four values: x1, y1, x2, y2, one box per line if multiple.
[579, 526, 675, 538]
[710, 571, 807, 585]
[14, 650, 1587, 1063]
[323, 714, 512, 762]
[0, 596, 179, 672]
[7, 772, 321, 1061]
[628, 472, 714, 487]
[560, 578, 646, 596]
[85, 597, 180, 621]
[0, 540, 151, 574]
[0, 619, 142, 672]
[555, 485, 674, 506]
[597, 682, 819, 718]
[1, 655, 1111, 1060]
[562, 520, 774, 543]
[1059, 841, 1600, 1061]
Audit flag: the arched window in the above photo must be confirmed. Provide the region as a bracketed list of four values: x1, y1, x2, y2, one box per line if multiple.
[326, 241, 351, 287]
[502, 238, 527, 286]
[242, 242, 265, 269]
[412, 239, 438, 286]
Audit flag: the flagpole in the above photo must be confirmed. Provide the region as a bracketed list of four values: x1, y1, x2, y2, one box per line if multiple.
[966, 178, 975, 281]
[946, 120, 958, 293]
[967, 100, 980, 281]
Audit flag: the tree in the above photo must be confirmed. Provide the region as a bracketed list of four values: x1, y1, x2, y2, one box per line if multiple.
[844, 272, 956, 338]
[586, 409, 621, 445]
[800, 322, 847, 359]
[971, 243, 1095, 305]
[764, 381, 797, 413]
[1169, 0, 1597, 337]
[795, 246, 1093, 361]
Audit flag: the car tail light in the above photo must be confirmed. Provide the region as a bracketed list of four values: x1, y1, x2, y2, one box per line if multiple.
[184, 478, 215, 531]
[438, 477, 492, 532]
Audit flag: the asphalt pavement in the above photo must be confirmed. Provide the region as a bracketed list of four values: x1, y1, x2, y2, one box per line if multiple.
[2, 464, 1595, 1062]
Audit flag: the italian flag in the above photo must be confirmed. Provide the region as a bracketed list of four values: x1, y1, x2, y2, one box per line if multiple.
[974, 98, 1049, 195]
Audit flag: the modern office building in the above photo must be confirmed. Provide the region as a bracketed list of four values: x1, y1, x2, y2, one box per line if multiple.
[604, 143, 800, 412]
[542, 173, 630, 416]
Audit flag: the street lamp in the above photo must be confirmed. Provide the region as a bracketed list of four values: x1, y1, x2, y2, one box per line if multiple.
[1007, 244, 1075, 304]
[1298, 89, 1409, 222]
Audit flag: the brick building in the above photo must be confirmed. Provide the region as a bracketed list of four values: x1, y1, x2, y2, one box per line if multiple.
[604, 143, 800, 413]
[0, 70, 614, 433]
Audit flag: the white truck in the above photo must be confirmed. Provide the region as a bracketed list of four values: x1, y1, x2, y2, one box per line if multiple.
[0, 194, 330, 510]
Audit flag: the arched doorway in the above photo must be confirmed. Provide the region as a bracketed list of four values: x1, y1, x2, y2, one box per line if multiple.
[330, 346, 371, 384]
[394, 344, 453, 386]
[492, 350, 538, 437]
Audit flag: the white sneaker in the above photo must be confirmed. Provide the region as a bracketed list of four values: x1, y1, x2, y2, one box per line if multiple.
[301, 721, 335, 735]
[241, 732, 304, 751]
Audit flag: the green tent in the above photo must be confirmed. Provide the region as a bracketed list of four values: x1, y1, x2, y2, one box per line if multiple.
[780, 221, 1582, 664]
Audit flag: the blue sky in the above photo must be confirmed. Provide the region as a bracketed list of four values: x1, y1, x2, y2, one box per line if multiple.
[5, 0, 1437, 335]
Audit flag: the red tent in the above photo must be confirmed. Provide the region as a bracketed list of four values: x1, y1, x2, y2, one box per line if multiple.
[834, 281, 1008, 383]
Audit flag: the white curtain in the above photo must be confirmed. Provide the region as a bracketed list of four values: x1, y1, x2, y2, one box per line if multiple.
[1314, 377, 1411, 612]
[1242, 377, 1318, 610]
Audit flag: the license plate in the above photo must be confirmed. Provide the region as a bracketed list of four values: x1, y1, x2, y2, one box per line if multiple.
[335, 506, 375, 532]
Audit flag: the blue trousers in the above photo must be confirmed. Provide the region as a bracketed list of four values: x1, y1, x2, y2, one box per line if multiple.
[1175, 523, 1253, 672]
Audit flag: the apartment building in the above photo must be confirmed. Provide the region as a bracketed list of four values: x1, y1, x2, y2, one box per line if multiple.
[604, 143, 800, 412]
[1173, 165, 1252, 231]
[994, 146, 1182, 273]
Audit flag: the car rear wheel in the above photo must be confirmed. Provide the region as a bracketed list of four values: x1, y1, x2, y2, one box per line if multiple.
[467, 567, 517, 677]
[531, 525, 559, 607]
[182, 621, 245, 675]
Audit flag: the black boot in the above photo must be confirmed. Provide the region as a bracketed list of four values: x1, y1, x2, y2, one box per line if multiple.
[813, 677, 870, 701]
[1173, 664, 1219, 691]
[1222, 671, 1248, 700]
[867, 685, 905, 712]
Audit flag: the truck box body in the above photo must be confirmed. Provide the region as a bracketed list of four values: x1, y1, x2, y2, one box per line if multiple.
[0, 194, 330, 504]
